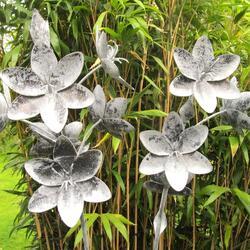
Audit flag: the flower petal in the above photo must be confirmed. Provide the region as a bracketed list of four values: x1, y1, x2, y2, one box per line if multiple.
[162, 112, 184, 143]
[104, 98, 128, 119]
[30, 138, 54, 157]
[169, 75, 194, 97]
[103, 118, 134, 137]
[29, 122, 57, 142]
[58, 183, 83, 227]
[205, 54, 240, 81]
[63, 121, 83, 140]
[0, 68, 47, 96]
[31, 44, 57, 83]
[0, 93, 8, 131]
[223, 91, 250, 112]
[164, 156, 189, 191]
[8, 95, 43, 120]
[40, 94, 68, 133]
[139, 153, 166, 175]
[179, 97, 194, 124]
[28, 185, 59, 213]
[89, 85, 106, 121]
[183, 151, 213, 174]
[24, 158, 65, 186]
[50, 52, 84, 91]
[96, 31, 108, 59]
[177, 125, 208, 154]
[173, 48, 199, 80]
[209, 78, 240, 99]
[192, 35, 214, 68]
[139, 130, 172, 156]
[30, 9, 50, 47]
[168, 186, 192, 196]
[143, 180, 164, 192]
[193, 80, 217, 113]
[225, 109, 250, 131]
[101, 59, 120, 78]
[60, 84, 95, 109]
[78, 177, 112, 203]
[72, 150, 103, 182]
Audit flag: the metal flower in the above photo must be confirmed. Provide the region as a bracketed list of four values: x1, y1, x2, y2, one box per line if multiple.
[0, 10, 94, 133]
[222, 89, 250, 132]
[96, 30, 134, 90]
[0, 93, 8, 131]
[89, 85, 134, 137]
[170, 35, 240, 113]
[29, 121, 84, 157]
[139, 112, 212, 191]
[25, 135, 111, 227]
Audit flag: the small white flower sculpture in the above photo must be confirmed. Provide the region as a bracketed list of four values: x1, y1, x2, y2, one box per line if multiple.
[170, 36, 241, 113]
[0, 10, 94, 133]
[96, 30, 134, 90]
[222, 91, 250, 132]
[25, 135, 111, 227]
[89, 84, 134, 137]
[139, 111, 212, 192]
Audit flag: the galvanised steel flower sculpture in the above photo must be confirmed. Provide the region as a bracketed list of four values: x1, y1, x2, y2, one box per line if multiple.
[95, 30, 134, 90]
[0, 10, 94, 133]
[139, 111, 213, 192]
[89, 84, 134, 137]
[170, 35, 240, 113]
[25, 135, 111, 227]
[222, 89, 250, 132]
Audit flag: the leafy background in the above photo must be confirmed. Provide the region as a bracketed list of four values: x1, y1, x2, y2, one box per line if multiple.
[0, 0, 249, 249]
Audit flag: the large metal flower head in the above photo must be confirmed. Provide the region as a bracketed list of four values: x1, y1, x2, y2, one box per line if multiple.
[139, 112, 212, 191]
[25, 135, 111, 227]
[170, 36, 241, 113]
[96, 29, 134, 90]
[222, 90, 250, 132]
[29, 121, 84, 157]
[89, 85, 134, 137]
[0, 10, 94, 133]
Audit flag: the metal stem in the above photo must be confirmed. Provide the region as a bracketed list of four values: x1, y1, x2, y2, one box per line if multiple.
[196, 110, 227, 126]
[80, 210, 89, 250]
[153, 187, 169, 250]
[78, 65, 102, 85]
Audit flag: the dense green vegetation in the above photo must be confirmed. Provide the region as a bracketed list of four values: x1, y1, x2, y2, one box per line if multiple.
[0, 0, 249, 249]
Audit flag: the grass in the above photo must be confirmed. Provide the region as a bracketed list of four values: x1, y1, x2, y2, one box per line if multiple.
[0, 132, 29, 250]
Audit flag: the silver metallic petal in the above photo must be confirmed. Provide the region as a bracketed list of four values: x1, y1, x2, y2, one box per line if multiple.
[28, 185, 59, 213]
[104, 97, 128, 119]
[192, 35, 214, 68]
[183, 151, 213, 174]
[50, 52, 84, 91]
[24, 158, 65, 186]
[177, 125, 208, 154]
[1, 68, 47, 96]
[30, 9, 50, 47]
[223, 91, 250, 112]
[29, 122, 57, 142]
[103, 118, 134, 137]
[139, 130, 172, 156]
[53, 135, 77, 158]
[143, 180, 164, 192]
[30, 138, 54, 157]
[8, 95, 44, 120]
[60, 84, 95, 109]
[72, 149, 103, 182]
[40, 94, 68, 133]
[164, 155, 189, 191]
[205, 54, 240, 81]
[58, 183, 83, 227]
[139, 153, 167, 175]
[209, 77, 240, 99]
[31, 44, 57, 83]
[169, 75, 194, 97]
[179, 97, 194, 124]
[102, 59, 120, 78]
[96, 31, 108, 59]
[193, 80, 217, 113]
[78, 177, 112, 203]
[63, 121, 83, 140]
[162, 112, 184, 143]
[0, 93, 8, 131]
[89, 85, 106, 121]
[225, 109, 250, 131]
[173, 48, 199, 80]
